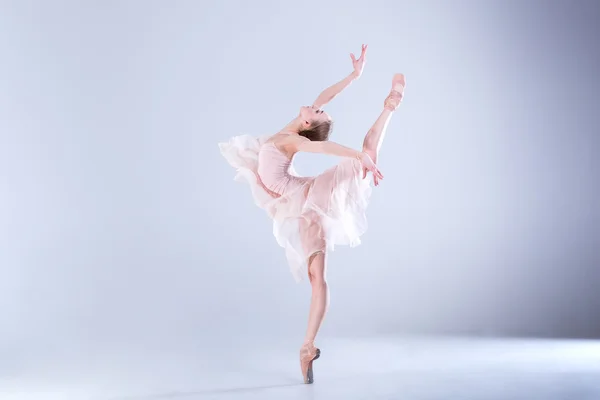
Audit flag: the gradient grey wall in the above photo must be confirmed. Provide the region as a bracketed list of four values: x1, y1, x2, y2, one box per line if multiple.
[1, 0, 599, 366]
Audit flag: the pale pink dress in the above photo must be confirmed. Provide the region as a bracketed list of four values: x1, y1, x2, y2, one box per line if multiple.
[219, 134, 372, 282]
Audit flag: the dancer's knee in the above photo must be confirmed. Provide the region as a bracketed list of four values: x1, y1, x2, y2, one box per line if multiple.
[308, 251, 326, 283]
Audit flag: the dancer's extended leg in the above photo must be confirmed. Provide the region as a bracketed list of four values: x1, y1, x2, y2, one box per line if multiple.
[362, 73, 405, 185]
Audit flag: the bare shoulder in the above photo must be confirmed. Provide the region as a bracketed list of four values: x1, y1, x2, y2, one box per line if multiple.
[267, 133, 307, 156]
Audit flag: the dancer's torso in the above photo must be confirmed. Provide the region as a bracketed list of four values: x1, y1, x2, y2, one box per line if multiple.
[258, 142, 308, 196]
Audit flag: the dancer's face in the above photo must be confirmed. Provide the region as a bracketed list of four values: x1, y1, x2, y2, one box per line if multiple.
[300, 105, 331, 125]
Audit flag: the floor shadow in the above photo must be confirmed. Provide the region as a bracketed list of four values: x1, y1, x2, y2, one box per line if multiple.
[110, 382, 305, 400]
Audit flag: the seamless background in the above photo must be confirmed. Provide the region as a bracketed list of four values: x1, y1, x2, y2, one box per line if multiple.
[1, 0, 599, 377]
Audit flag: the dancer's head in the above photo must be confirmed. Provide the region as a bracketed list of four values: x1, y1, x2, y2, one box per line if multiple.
[298, 106, 333, 141]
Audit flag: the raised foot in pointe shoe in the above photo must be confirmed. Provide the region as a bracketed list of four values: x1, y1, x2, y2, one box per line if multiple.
[384, 73, 406, 111]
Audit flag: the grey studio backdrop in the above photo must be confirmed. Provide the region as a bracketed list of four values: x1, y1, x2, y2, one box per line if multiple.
[1, 0, 599, 373]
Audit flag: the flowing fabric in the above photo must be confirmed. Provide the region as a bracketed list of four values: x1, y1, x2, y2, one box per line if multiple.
[218, 134, 372, 282]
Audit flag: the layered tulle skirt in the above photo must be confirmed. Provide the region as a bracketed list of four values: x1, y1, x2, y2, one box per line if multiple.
[219, 134, 372, 282]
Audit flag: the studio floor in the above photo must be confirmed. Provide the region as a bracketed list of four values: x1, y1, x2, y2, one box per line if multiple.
[2, 335, 599, 400]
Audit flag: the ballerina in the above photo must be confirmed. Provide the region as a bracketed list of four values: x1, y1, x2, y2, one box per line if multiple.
[219, 44, 405, 383]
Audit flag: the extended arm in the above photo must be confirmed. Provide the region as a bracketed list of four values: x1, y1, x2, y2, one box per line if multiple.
[293, 136, 384, 181]
[312, 72, 358, 109]
[312, 44, 368, 109]
[297, 138, 362, 159]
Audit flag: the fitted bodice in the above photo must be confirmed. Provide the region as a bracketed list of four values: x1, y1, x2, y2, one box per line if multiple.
[257, 142, 307, 195]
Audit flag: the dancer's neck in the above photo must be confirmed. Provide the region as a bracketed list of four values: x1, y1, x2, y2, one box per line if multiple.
[283, 117, 303, 133]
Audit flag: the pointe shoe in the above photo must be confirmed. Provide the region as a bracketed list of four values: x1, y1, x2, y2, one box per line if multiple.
[300, 341, 321, 384]
[384, 73, 406, 111]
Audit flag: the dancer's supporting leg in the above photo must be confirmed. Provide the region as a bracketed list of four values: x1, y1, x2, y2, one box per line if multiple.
[299, 215, 326, 384]
[303, 251, 328, 344]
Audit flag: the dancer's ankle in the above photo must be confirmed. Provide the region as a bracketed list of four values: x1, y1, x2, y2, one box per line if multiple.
[384, 91, 403, 111]
[384, 73, 405, 111]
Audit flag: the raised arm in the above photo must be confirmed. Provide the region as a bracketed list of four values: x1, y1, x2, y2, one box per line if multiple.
[312, 44, 368, 109]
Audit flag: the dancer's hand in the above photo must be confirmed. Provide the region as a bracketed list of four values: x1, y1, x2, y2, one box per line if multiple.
[350, 44, 368, 79]
[359, 151, 383, 186]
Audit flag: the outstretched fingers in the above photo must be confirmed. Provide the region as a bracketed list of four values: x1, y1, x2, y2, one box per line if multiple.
[373, 167, 383, 186]
[362, 166, 383, 186]
[351, 44, 368, 63]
